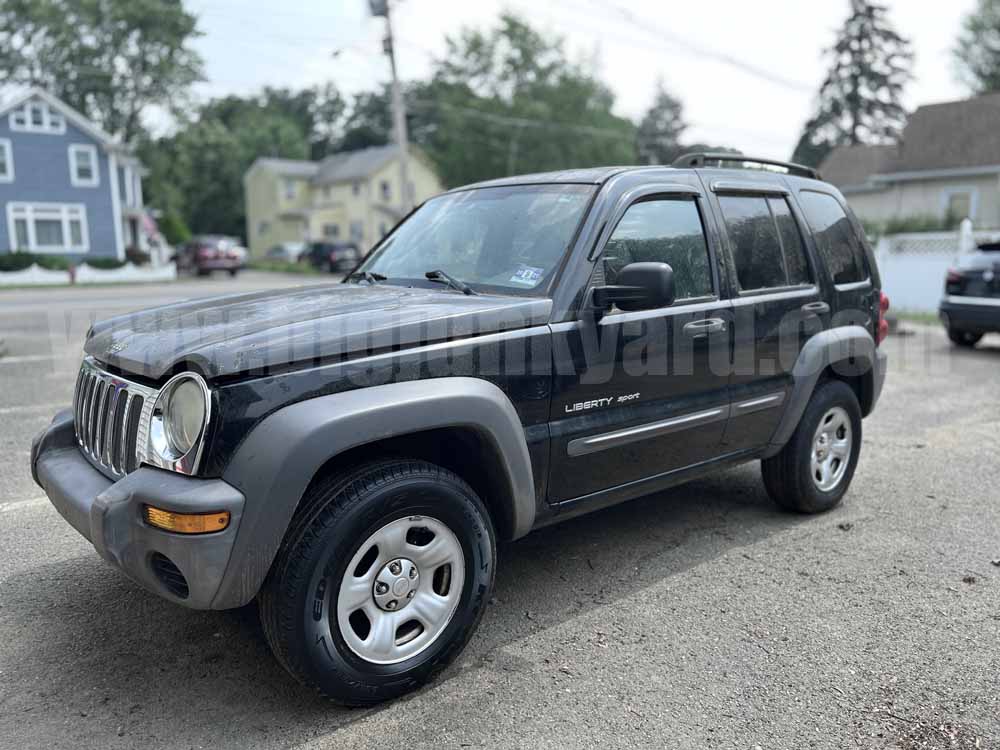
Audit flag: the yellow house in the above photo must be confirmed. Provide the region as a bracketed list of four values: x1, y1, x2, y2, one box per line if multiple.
[243, 144, 444, 257]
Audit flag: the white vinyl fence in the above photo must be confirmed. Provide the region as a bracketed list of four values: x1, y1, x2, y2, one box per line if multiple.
[0, 261, 177, 287]
[874, 223, 1000, 313]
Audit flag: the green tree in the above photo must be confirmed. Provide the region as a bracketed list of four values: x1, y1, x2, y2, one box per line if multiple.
[792, 0, 913, 167]
[413, 13, 637, 187]
[141, 108, 308, 240]
[954, 0, 1000, 93]
[636, 80, 687, 165]
[0, 0, 204, 143]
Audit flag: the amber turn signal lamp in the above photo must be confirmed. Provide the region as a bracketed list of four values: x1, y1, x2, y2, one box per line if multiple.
[144, 505, 230, 534]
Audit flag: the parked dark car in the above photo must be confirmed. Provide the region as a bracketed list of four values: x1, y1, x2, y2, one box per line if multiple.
[940, 241, 1000, 347]
[32, 154, 887, 707]
[303, 241, 361, 272]
[175, 235, 245, 277]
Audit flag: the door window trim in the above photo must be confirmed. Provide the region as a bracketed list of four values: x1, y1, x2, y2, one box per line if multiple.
[589, 188, 720, 310]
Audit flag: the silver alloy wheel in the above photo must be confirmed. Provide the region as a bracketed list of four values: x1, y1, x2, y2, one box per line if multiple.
[810, 406, 852, 492]
[336, 516, 465, 665]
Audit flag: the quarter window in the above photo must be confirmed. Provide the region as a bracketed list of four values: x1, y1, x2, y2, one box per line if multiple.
[6, 203, 89, 252]
[0, 139, 12, 182]
[601, 198, 714, 302]
[69, 144, 99, 187]
[769, 197, 811, 285]
[798, 191, 868, 285]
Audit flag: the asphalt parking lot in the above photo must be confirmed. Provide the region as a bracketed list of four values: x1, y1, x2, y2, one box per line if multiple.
[1, 274, 998, 749]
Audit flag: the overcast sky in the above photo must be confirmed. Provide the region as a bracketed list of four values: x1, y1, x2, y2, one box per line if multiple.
[184, 0, 977, 159]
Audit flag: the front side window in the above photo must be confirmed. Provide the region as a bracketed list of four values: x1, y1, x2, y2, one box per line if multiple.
[7, 203, 88, 252]
[69, 144, 99, 187]
[0, 139, 12, 182]
[798, 191, 868, 285]
[360, 184, 595, 295]
[601, 197, 713, 302]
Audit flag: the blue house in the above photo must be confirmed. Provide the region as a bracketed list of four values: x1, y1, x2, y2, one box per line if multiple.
[0, 87, 146, 261]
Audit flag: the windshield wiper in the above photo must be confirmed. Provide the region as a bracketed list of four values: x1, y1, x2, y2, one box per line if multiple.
[348, 270, 387, 285]
[425, 269, 477, 295]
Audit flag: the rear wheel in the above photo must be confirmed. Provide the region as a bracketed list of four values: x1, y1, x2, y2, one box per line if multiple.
[762, 380, 862, 514]
[259, 460, 496, 705]
[948, 328, 982, 348]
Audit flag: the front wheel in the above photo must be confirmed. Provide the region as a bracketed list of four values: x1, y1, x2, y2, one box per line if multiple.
[762, 380, 862, 514]
[259, 460, 496, 705]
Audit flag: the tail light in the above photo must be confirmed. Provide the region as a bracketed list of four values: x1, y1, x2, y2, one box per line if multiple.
[946, 268, 962, 284]
[196, 246, 216, 259]
[877, 291, 890, 346]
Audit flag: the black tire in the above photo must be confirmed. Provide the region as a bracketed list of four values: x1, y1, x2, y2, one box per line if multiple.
[228, 268, 239, 278]
[761, 380, 862, 514]
[948, 328, 982, 348]
[258, 459, 496, 705]
[196, 268, 211, 277]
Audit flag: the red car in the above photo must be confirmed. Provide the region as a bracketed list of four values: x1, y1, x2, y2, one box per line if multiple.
[175, 235, 246, 277]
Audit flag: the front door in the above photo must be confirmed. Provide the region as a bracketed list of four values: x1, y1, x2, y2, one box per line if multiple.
[548, 189, 732, 504]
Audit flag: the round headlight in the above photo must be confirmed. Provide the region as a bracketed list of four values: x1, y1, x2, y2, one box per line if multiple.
[163, 377, 207, 456]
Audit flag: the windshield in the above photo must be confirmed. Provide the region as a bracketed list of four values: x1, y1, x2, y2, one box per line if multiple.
[358, 184, 595, 295]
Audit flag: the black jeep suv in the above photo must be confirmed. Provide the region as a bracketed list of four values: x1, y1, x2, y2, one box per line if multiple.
[32, 154, 888, 705]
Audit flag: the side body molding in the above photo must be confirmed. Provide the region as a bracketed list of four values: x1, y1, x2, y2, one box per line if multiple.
[764, 325, 883, 458]
[214, 377, 536, 609]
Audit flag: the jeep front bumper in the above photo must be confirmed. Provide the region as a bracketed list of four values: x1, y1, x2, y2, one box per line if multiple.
[31, 409, 245, 609]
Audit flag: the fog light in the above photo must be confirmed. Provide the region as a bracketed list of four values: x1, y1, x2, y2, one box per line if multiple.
[144, 505, 230, 534]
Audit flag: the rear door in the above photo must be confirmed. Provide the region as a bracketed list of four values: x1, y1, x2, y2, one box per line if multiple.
[706, 182, 828, 453]
[547, 183, 733, 503]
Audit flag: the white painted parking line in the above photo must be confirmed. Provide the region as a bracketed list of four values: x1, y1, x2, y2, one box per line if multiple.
[0, 497, 48, 514]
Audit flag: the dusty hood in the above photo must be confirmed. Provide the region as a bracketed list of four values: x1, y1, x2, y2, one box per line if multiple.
[84, 282, 552, 381]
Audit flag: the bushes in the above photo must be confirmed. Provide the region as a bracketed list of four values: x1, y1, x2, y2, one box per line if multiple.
[0, 252, 69, 271]
[0, 252, 124, 272]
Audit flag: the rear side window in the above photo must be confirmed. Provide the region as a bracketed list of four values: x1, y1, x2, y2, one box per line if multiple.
[601, 198, 713, 301]
[798, 191, 868, 284]
[718, 195, 811, 291]
[769, 198, 811, 285]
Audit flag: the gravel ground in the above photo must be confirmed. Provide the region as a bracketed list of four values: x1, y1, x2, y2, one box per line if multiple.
[0, 276, 998, 749]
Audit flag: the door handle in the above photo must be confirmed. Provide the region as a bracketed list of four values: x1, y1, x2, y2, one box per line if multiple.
[801, 301, 830, 315]
[683, 318, 726, 337]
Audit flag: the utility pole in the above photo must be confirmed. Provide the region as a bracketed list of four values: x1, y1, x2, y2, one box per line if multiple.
[369, 0, 412, 214]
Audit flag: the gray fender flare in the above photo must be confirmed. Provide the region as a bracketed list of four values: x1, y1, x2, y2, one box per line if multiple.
[763, 325, 882, 458]
[212, 377, 535, 609]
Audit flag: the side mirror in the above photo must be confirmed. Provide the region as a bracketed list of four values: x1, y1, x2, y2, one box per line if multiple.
[592, 262, 676, 312]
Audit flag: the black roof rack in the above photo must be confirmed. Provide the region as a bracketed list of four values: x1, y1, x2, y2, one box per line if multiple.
[672, 152, 820, 180]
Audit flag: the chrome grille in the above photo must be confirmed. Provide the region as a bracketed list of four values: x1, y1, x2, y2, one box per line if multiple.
[74, 359, 156, 478]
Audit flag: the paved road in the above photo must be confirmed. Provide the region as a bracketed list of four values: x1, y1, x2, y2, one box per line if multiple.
[1, 276, 998, 749]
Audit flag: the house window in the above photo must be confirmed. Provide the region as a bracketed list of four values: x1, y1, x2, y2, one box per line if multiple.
[352, 181, 361, 197]
[943, 189, 975, 223]
[283, 179, 297, 200]
[349, 221, 364, 242]
[380, 180, 391, 201]
[379, 222, 388, 237]
[0, 139, 13, 182]
[322, 186, 331, 200]
[257, 220, 271, 236]
[323, 223, 339, 238]
[8, 99, 67, 134]
[69, 144, 100, 187]
[6, 203, 89, 253]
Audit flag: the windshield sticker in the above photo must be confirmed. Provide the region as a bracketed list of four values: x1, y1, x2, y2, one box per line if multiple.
[510, 264, 544, 286]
